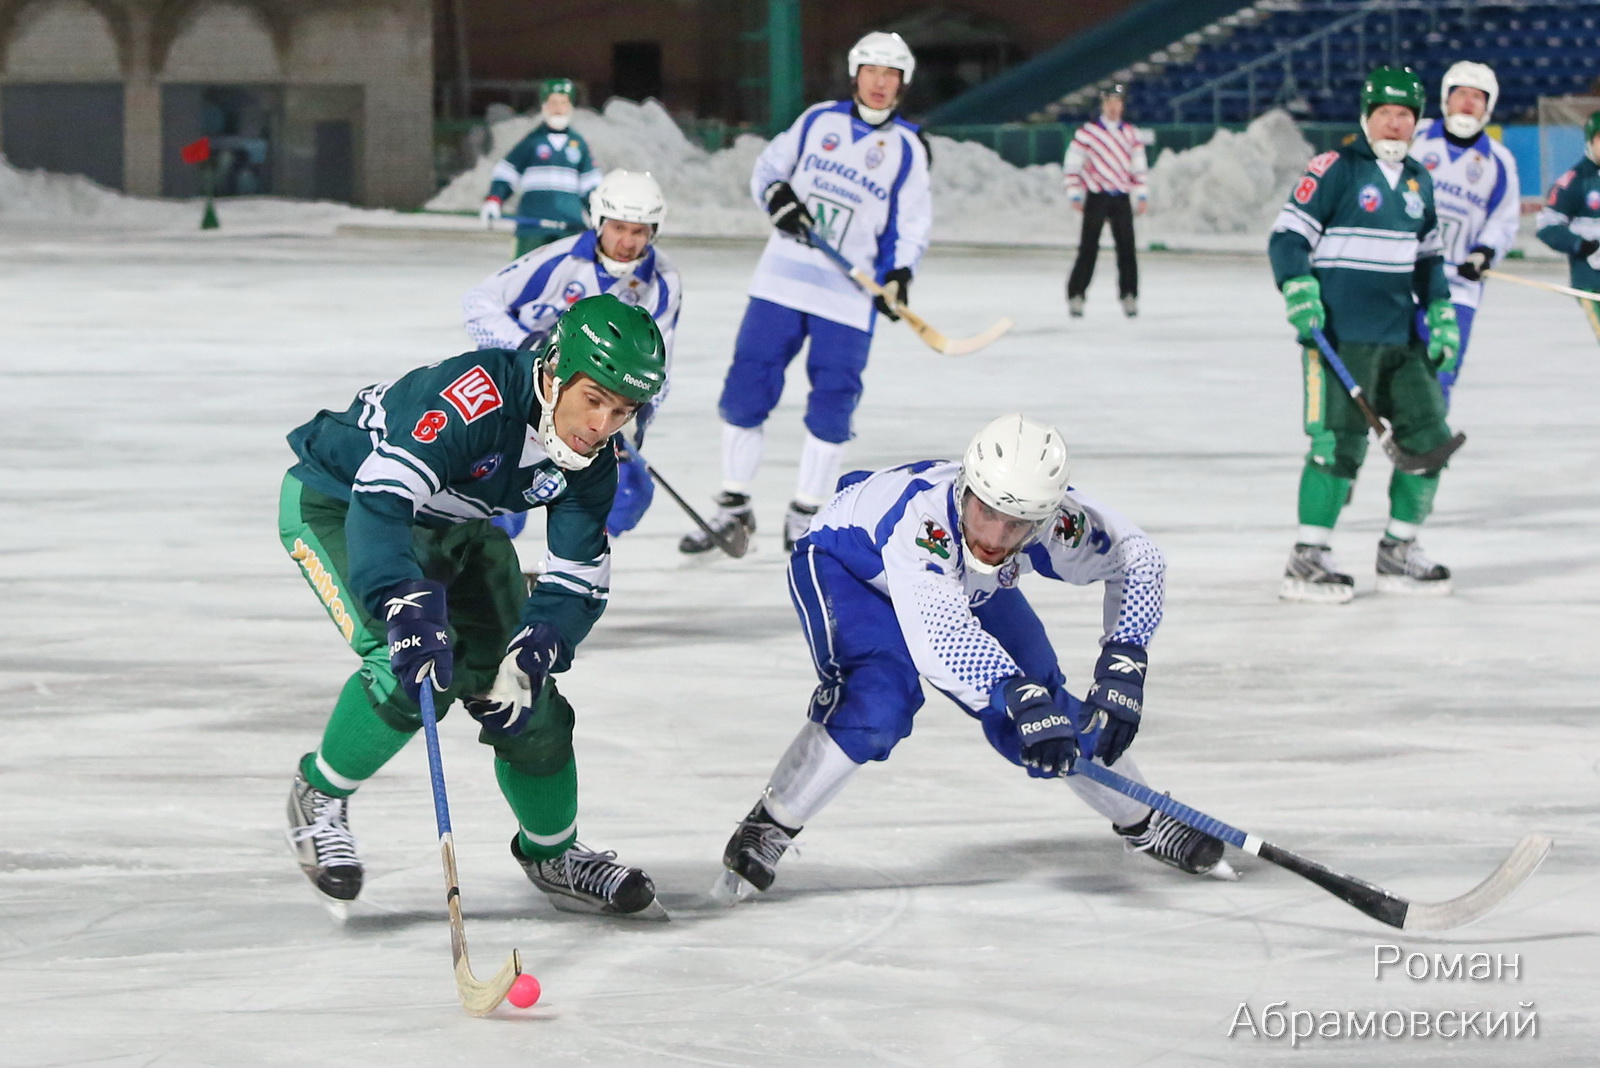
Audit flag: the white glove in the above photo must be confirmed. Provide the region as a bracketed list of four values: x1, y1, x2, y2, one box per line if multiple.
[479, 198, 502, 228]
[1588, 247, 1600, 271]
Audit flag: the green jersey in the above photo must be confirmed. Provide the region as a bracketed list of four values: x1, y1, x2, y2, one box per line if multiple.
[1269, 135, 1450, 344]
[287, 348, 615, 657]
[488, 124, 602, 240]
[1535, 155, 1600, 291]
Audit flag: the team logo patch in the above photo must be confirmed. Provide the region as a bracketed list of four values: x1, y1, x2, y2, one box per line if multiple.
[441, 365, 503, 424]
[1054, 508, 1088, 547]
[469, 452, 503, 480]
[1306, 151, 1339, 177]
[1358, 184, 1383, 212]
[1588, 189, 1600, 211]
[536, 144, 552, 160]
[997, 559, 1020, 588]
[1422, 152, 1441, 171]
[1402, 190, 1424, 219]
[523, 467, 568, 504]
[1465, 156, 1484, 184]
[865, 143, 885, 169]
[821, 132, 840, 151]
[563, 280, 586, 304]
[566, 145, 580, 163]
[412, 410, 448, 443]
[916, 516, 952, 559]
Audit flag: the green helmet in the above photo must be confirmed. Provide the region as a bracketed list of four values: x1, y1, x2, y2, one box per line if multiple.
[1587, 110, 1600, 142]
[544, 293, 666, 404]
[540, 77, 574, 102]
[1361, 65, 1425, 118]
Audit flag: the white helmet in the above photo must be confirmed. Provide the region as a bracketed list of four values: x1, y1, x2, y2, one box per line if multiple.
[1440, 61, 1498, 138]
[848, 31, 915, 86]
[589, 170, 667, 229]
[957, 414, 1070, 572]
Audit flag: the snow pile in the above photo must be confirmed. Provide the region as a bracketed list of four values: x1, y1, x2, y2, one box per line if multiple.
[1144, 109, 1315, 235]
[0, 154, 387, 235]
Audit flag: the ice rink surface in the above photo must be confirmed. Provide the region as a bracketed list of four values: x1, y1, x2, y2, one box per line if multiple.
[2, 228, 1596, 1066]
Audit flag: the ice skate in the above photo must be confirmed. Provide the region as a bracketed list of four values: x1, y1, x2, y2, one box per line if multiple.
[512, 835, 667, 919]
[1375, 536, 1452, 595]
[1067, 294, 1085, 318]
[285, 769, 362, 916]
[678, 491, 755, 556]
[783, 500, 819, 552]
[1120, 295, 1138, 318]
[713, 801, 800, 903]
[1116, 808, 1234, 879]
[1279, 542, 1355, 604]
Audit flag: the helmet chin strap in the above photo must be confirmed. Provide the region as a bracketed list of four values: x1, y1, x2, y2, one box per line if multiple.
[597, 250, 640, 279]
[1444, 112, 1486, 139]
[534, 369, 598, 471]
[962, 538, 1004, 575]
[855, 99, 894, 126]
[543, 111, 571, 132]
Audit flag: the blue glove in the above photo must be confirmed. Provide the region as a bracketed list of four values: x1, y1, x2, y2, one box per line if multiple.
[382, 579, 452, 702]
[993, 676, 1078, 778]
[490, 512, 527, 538]
[1083, 642, 1146, 765]
[463, 623, 567, 738]
[606, 436, 655, 536]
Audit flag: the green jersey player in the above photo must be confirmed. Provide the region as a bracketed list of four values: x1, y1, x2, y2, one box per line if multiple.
[1535, 109, 1600, 343]
[281, 294, 671, 918]
[1269, 66, 1462, 603]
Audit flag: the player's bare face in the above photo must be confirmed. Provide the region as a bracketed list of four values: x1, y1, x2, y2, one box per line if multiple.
[961, 493, 1037, 567]
[598, 219, 653, 263]
[1101, 95, 1125, 122]
[1445, 87, 1488, 120]
[547, 373, 638, 456]
[855, 65, 902, 111]
[1367, 104, 1417, 143]
[542, 93, 573, 121]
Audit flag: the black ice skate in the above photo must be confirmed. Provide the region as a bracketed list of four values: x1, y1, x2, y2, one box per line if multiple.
[285, 770, 363, 916]
[1279, 542, 1355, 604]
[711, 801, 800, 904]
[511, 835, 666, 919]
[678, 491, 755, 556]
[1120, 295, 1138, 318]
[1116, 808, 1232, 878]
[782, 500, 819, 552]
[1067, 295, 1086, 318]
[1375, 536, 1452, 595]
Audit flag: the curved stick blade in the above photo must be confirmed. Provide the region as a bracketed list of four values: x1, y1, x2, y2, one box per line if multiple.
[456, 947, 522, 1017]
[939, 316, 1014, 356]
[1403, 835, 1553, 932]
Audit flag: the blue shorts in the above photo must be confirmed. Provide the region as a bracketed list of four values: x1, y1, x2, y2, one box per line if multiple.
[787, 545, 1088, 767]
[718, 298, 873, 444]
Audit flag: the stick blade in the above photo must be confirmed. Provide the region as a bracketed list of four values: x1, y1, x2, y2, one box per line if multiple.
[1402, 834, 1553, 932]
[1390, 430, 1467, 475]
[938, 316, 1014, 356]
[455, 947, 522, 1016]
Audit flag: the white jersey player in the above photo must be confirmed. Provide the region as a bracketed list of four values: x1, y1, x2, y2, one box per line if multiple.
[463, 170, 681, 537]
[1409, 62, 1520, 404]
[679, 31, 933, 558]
[713, 415, 1232, 903]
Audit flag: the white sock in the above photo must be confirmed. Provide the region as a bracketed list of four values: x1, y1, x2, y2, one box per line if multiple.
[1384, 518, 1420, 541]
[794, 433, 846, 507]
[721, 423, 763, 493]
[763, 720, 861, 828]
[1064, 754, 1155, 827]
[1298, 524, 1335, 548]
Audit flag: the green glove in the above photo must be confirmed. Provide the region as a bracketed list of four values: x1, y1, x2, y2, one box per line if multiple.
[1425, 300, 1461, 376]
[1282, 276, 1325, 341]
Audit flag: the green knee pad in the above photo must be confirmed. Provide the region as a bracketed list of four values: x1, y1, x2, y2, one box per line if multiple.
[480, 681, 576, 776]
[1298, 460, 1354, 529]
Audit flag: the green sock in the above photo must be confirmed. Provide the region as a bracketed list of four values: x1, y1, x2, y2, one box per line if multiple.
[1388, 469, 1439, 525]
[1297, 461, 1351, 529]
[499, 756, 578, 861]
[300, 671, 414, 797]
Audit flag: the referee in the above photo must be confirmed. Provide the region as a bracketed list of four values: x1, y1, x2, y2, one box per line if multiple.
[1064, 85, 1149, 318]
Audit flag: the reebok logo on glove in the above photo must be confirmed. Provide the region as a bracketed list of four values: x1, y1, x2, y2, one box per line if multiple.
[1105, 653, 1145, 677]
[1013, 682, 1050, 703]
[1018, 713, 1074, 737]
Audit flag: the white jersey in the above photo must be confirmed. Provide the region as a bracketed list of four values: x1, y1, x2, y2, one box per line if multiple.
[748, 101, 933, 331]
[1409, 121, 1521, 309]
[803, 460, 1165, 714]
[462, 230, 682, 383]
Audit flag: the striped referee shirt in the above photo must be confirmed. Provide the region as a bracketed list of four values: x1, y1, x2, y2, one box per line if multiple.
[1063, 118, 1149, 198]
